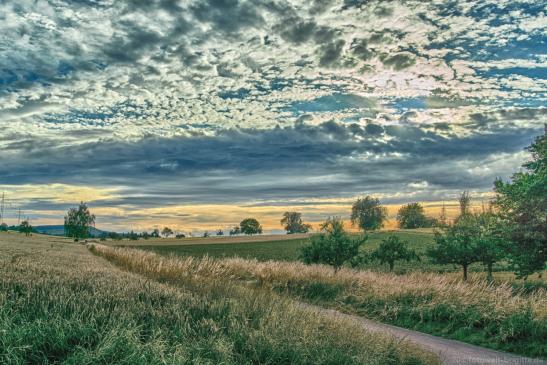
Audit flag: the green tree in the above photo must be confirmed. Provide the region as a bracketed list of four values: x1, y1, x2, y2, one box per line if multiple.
[0, 223, 7, 232]
[161, 227, 173, 238]
[19, 220, 32, 236]
[229, 226, 240, 236]
[281, 212, 311, 234]
[300, 218, 365, 272]
[240, 218, 262, 235]
[396, 203, 430, 229]
[216, 229, 224, 236]
[64, 202, 96, 240]
[458, 191, 471, 217]
[371, 235, 419, 271]
[151, 229, 160, 238]
[428, 214, 480, 281]
[351, 196, 387, 231]
[473, 212, 506, 282]
[494, 133, 546, 278]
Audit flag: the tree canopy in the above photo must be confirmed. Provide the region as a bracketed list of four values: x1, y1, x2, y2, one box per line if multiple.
[281, 212, 311, 234]
[240, 218, 262, 235]
[19, 220, 33, 236]
[396, 202, 432, 229]
[350, 196, 387, 231]
[494, 133, 546, 278]
[371, 235, 419, 271]
[64, 202, 95, 239]
[300, 218, 365, 272]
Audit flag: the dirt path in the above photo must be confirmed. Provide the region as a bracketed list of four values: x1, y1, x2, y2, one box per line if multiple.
[304, 304, 546, 365]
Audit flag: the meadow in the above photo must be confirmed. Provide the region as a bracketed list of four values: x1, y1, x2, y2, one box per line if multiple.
[128, 229, 526, 275]
[98, 240, 547, 358]
[0, 231, 438, 365]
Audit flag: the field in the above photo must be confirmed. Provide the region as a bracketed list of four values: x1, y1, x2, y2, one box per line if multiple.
[123, 229, 541, 276]
[94, 243, 547, 358]
[0, 231, 438, 365]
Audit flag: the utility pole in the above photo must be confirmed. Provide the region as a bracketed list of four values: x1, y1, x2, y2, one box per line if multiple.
[18, 209, 21, 225]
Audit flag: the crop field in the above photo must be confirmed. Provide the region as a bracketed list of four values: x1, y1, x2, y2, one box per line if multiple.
[0, 231, 439, 365]
[126, 229, 525, 275]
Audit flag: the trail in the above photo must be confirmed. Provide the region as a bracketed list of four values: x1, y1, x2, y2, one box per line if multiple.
[303, 304, 546, 365]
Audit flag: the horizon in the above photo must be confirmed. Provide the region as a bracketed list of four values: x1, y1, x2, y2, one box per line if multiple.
[1, 1, 545, 232]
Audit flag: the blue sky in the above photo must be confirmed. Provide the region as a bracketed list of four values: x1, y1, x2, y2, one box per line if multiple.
[0, 0, 545, 232]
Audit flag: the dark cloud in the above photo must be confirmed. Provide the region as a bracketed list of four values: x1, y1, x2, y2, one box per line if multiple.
[380, 52, 416, 70]
[1, 122, 541, 204]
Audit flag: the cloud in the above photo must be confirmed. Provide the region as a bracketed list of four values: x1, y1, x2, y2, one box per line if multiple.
[1, 0, 546, 229]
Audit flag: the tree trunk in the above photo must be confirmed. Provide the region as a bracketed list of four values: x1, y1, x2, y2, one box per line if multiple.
[462, 264, 468, 281]
[486, 262, 493, 283]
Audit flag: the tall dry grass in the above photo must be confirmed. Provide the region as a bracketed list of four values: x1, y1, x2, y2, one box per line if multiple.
[91, 244, 547, 358]
[0, 233, 439, 365]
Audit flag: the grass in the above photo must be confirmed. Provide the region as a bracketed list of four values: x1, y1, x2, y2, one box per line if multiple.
[0, 231, 438, 365]
[93, 243, 547, 359]
[133, 229, 515, 274]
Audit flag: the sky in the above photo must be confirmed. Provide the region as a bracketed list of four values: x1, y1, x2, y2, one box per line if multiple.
[0, 0, 545, 234]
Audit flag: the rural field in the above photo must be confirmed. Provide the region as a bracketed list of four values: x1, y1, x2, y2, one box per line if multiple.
[105, 231, 547, 358]
[0, 231, 440, 365]
[115, 229, 547, 279]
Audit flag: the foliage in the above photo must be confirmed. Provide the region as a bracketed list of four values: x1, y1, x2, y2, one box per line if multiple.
[371, 235, 419, 271]
[300, 218, 365, 272]
[0, 223, 7, 232]
[350, 196, 387, 231]
[397, 203, 432, 229]
[473, 212, 506, 282]
[458, 191, 471, 217]
[64, 202, 96, 239]
[216, 229, 224, 236]
[151, 229, 160, 238]
[161, 227, 173, 238]
[18, 220, 33, 236]
[428, 214, 481, 281]
[240, 218, 262, 235]
[229, 226, 240, 236]
[494, 133, 546, 278]
[281, 212, 311, 234]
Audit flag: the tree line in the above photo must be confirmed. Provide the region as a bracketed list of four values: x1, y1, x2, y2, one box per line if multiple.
[7, 133, 544, 281]
[300, 133, 546, 280]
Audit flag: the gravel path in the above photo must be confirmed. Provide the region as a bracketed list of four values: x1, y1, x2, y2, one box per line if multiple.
[305, 304, 546, 365]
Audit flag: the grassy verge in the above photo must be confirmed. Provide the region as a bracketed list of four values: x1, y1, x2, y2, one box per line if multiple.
[0, 233, 438, 365]
[95, 244, 546, 358]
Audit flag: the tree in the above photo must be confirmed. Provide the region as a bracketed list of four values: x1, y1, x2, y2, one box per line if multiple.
[428, 214, 480, 281]
[281, 212, 311, 234]
[300, 218, 365, 272]
[397, 203, 430, 229]
[351, 196, 387, 231]
[229, 226, 240, 236]
[0, 223, 7, 232]
[161, 227, 173, 238]
[371, 235, 419, 271]
[494, 133, 546, 278]
[458, 191, 471, 217]
[240, 218, 262, 235]
[19, 220, 32, 236]
[216, 229, 224, 236]
[473, 212, 506, 282]
[64, 202, 96, 240]
[203, 231, 210, 238]
[151, 229, 160, 238]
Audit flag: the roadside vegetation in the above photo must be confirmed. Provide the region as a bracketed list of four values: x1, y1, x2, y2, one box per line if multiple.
[0, 232, 438, 365]
[92, 244, 547, 358]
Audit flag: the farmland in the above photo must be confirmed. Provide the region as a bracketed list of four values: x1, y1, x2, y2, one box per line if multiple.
[0, 231, 439, 365]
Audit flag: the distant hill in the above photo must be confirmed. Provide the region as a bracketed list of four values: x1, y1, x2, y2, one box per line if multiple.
[34, 225, 109, 237]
